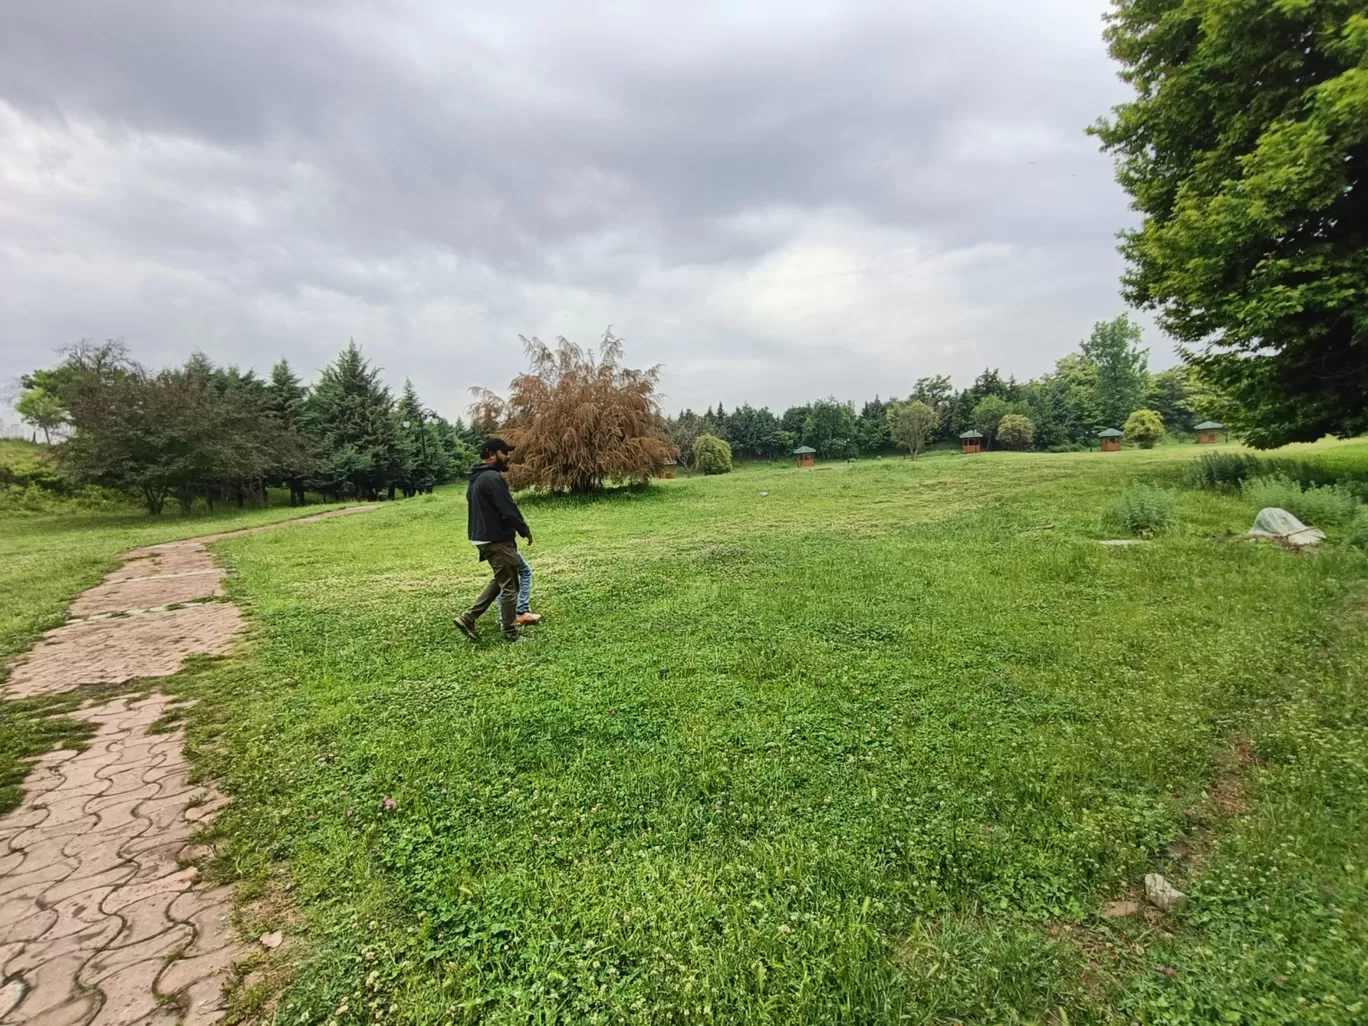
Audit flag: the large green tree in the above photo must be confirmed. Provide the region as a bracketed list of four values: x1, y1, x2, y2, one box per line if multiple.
[802, 399, 858, 459]
[972, 396, 1012, 449]
[1094, 1, 1368, 447]
[15, 387, 65, 443]
[1080, 315, 1149, 431]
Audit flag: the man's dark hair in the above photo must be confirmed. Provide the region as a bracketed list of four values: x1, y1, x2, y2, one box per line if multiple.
[481, 436, 515, 459]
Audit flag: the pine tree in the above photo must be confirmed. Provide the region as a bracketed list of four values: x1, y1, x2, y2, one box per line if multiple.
[303, 342, 398, 500]
[268, 360, 308, 425]
[394, 379, 454, 494]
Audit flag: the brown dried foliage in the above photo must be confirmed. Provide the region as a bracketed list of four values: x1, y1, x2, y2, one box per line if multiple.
[470, 329, 677, 493]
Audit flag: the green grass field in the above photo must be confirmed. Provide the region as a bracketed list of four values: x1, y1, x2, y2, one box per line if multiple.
[4, 443, 1368, 1024]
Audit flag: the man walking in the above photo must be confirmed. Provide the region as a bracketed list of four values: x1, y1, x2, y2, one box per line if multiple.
[455, 437, 533, 643]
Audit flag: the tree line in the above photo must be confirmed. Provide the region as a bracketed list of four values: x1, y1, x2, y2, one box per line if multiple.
[18, 340, 483, 513]
[14, 314, 1232, 512]
[667, 314, 1230, 463]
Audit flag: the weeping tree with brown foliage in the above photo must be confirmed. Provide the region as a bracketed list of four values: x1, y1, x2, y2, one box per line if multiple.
[470, 329, 676, 493]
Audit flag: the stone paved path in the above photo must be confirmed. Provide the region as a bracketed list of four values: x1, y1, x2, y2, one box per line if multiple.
[1, 506, 373, 1025]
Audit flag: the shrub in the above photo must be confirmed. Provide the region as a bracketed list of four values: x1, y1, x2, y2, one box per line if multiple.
[1103, 484, 1175, 537]
[997, 414, 1034, 450]
[0, 482, 130, 514]
[1348, 508, 1368, 549]
[692, 434, 733, 475]
[1242, 475, 1360, 527]
[1185, 452, 1333, 492]
[0, 441, 69, 493]
[1123, 409, 1165, 448]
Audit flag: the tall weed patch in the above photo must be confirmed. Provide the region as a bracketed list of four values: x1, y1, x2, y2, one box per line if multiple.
[1103, 483, 1175, 537]
[1242, 476, 1360, 527]
[1186, 452, 1333, 492]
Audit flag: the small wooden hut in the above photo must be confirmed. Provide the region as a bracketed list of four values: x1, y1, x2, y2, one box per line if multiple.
[959, 430, 983, 454]
[1098, 427, 1124, 452]
[793, 446, 816, 468]
[1194, 421, 1226, 444]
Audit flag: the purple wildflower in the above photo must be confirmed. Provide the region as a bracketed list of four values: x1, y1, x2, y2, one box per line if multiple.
[383, 796, 398, 811]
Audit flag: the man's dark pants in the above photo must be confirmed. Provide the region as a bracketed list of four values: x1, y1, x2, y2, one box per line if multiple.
[460, 541, 521, 640]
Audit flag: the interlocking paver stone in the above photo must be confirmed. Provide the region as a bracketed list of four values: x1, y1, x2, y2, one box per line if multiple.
[0, 508, 373, 1023]
[3, 606, 246, 700]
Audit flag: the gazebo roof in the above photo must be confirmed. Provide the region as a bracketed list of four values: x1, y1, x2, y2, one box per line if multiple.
[1098, 428, 1125, 437]
[793, 446, 817, 454]
[959, 430, 983, 439]
[1193, 421, 1225, 431]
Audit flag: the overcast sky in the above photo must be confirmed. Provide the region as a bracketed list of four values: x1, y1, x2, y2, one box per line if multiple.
[0, 0, 1162, 423]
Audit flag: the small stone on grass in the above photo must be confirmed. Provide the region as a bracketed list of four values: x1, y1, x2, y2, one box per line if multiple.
[1144, 873, 1188, 912]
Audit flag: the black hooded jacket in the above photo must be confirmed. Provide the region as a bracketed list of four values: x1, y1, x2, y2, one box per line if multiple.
[466, 463, 530, 544]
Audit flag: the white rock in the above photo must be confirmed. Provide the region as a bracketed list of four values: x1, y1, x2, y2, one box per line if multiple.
[1144, 873, 1188, 912]
[260, 930, 284, 950]
[1247, 507, 1326, 547]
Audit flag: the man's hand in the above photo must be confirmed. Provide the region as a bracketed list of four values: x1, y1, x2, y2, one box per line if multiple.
[525, 532, 534, 547]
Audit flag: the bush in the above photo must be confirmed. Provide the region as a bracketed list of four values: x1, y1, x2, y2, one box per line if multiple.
[0, 482, 130, 514]
[1347, 508, 1368, 549]
[1241, 475, 1360, 527]
[692, 434, 733, 475]
[1123, 409, 1165, 448]
[1185, 452, 1334, 492]
[0, 441, 69, 493]
[997, 414, 1034, 450]
[1103, 484, 1175, 537]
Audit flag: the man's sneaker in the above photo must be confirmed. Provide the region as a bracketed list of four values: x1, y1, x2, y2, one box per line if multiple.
[454, 616, 478, 642]
[515, 612, 543, 626]
[503, 634, 524, 645]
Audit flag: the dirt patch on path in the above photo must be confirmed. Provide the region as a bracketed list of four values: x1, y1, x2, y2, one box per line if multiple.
[0, 505, 374, 1024]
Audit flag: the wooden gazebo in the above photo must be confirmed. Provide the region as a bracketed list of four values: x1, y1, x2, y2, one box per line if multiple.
[959, 430, 983, 454]
[793, 446, 816, 468]
[1194, 421, 1226, 444]
[659, 457, 677, 480]
[1098, 427, 1124, 452]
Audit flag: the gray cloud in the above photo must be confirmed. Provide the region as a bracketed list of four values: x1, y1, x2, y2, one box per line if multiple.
[0, 0, 1161, 425]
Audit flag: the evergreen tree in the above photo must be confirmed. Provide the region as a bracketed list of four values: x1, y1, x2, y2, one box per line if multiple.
[395, 380, 455, 494]
[268, 360, 308, 424]
[303, 342, 398, 500]
[856, 397, 890, 453]
[780, 405, 811, 439]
